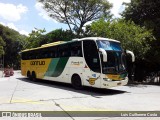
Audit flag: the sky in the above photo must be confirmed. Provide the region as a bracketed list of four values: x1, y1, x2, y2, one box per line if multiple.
[0, 0, 131, 36]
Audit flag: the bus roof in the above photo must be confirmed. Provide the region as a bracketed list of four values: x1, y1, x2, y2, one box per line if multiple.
[21, 41, 67, 52]
[21, 37, 120, 52]
[77, 37, 120, 43]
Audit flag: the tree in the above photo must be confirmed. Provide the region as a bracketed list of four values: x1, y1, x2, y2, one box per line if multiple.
[0, 36, 5, 56]
[45, 29, 75, 43]
[122, 0, 160, 39]
[26, 28, 76, 48]
[0, 24, 27, 69]
[38, 0, 112, 35]
[90, 18, 154, 59]
[122, 0, 160, 71]
[25, 28, 46, 48]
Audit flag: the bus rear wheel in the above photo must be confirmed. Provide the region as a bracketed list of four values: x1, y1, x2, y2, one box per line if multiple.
[27, 71, 32, 80]
[32, 71, 37, 82]
[71, 75, 82, 89]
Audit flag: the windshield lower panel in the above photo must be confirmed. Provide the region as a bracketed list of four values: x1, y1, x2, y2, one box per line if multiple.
[102, 51, 127, 74]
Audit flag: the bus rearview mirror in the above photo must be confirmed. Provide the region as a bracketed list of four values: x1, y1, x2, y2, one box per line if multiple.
[126, 50, 135, 62]
[99, 48, 107, 62]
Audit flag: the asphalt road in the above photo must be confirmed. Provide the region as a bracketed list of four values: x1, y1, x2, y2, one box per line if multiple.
[0, 71, 160, 120]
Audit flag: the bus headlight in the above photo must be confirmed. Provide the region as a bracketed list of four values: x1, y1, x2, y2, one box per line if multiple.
[103, 78, 112, 81]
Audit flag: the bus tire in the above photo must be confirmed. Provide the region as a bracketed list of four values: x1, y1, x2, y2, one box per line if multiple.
[27, 71, 32, 80]
[32, 71, 37, 82]
[71, 74, 82, 89]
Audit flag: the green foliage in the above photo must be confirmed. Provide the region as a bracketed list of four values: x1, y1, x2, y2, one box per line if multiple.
[46, 29, 75, 42]
[25, 28, 46, 48]
[90, 18, 154, 60]
[122, 0, 160, 70]
[0, 36, 5, 56]
[38, 0, 112, 35]
[25, 28, 75, 49]
[122, 0, 160, 38]
[0, 24, 27, 68]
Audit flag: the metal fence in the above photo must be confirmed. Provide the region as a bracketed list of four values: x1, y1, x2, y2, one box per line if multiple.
[145, 71, 160, 84]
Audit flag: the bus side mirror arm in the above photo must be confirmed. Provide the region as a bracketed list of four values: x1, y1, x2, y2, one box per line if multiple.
[99, 48, 107, 62]
[126, 50, 135, 62]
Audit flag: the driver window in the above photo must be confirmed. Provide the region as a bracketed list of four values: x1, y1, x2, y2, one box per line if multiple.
[83, 40, 100, 73]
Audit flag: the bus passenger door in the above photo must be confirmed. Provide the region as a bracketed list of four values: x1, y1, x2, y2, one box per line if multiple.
[83, 40, 101, 88]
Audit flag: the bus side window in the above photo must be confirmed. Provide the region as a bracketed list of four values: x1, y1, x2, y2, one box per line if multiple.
[22, 52, 26, 60]
[71, 41, 82, 57]
[52, 46, 58, 58]
[44, 48, 51, 58]
[32, 50, 38, 59]
[50, 52, 54, 58]
[36, 49, 41, 59]
[49, 46, 57, 58]
[58, 44, 70, 57]
[25, 52, 30, 60]
[39, 49, 44, 59]
[29, 52, 34, 59]
[83, 40, 100, 73]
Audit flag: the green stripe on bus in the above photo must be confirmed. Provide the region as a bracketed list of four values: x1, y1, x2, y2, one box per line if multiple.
[51, 57, 69, 77]
[45, 58, 60, 76]
[45, 57, 69, 77]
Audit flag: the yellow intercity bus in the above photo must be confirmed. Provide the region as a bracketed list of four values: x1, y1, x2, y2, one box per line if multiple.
[21, 37, 135, 89]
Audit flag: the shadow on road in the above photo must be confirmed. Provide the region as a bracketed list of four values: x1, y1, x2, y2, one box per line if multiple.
[17, 77, 128, 97]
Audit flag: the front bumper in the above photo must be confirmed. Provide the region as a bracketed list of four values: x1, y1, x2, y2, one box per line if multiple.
[101, 77, 128, 89]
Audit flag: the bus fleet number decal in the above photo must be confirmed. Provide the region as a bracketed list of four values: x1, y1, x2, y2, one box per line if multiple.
[30, 61, 45, 65]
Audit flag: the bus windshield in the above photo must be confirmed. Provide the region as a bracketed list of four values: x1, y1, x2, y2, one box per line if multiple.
[97, 40, 126, 74]
[97, 40, 122, 51]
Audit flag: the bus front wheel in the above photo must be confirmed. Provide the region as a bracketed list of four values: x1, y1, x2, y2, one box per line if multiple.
[71, 74, 82, 89]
